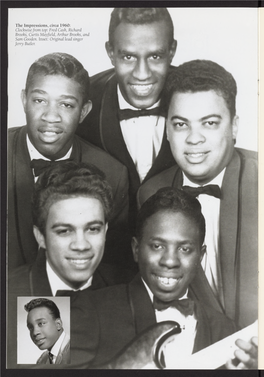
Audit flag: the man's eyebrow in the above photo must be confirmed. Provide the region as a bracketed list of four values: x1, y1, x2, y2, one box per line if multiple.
[170, 114, 223, 122]
[200, 114, 222, 121]
[170, 115, 189, 122]
[29, 89, 79, 102]
[51, 220, 105, 229]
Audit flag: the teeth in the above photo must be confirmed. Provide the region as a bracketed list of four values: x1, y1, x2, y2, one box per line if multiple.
[43, 131, 57, 135]
[187, 153, 204, 157]
[158, 276, 179, 286]
[131, 84, 152, 95]
[69, 259, 89, 265]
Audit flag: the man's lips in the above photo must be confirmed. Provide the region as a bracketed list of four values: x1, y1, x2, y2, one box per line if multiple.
[34, 338, 46, 346]
[66, 257, 94, 269]
[152, 273, 182, 288]
[38, 128, 63, 143]
[129, 83, 155, 97]
[184, 151, 210, 163]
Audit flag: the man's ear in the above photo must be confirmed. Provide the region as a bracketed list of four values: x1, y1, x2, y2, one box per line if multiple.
[200, 245, 207, 262]
[33, 226, 46, 249]
[105, 42, 115, 66]
[169, 39, 177, 62]
[21, 89, 27, 112]
[104, 223, 108, 238]
[55, 318, 63, 331]
[232, 115, 239, 143]
[131, 237, 139, 263]
[79, 100, 92, 124]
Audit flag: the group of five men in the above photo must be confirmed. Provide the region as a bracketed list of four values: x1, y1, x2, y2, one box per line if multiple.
[7, 8, 257, 369]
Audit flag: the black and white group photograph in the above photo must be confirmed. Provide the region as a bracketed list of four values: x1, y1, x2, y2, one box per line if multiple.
[1, 2, 262, 374]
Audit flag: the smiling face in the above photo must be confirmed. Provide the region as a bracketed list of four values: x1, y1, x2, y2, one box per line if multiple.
[27, 307, 62, 350]
[34, 196, 107, 289]
[106, 21, 176, 109]
[22, 74, 92, 160]
[166, 90, 238, 185]
[132, 209, 205, 302]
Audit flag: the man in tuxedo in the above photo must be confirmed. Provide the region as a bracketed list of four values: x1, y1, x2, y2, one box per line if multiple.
[8, 52, 130, 271]
[76, 8, 177, 228]
[25, 298, 70, 365]
[137, 60, 258, 328]
[7, 161, 134, 368]
[69, 188, 257, 369]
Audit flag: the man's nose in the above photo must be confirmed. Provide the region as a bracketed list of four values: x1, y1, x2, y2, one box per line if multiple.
[70, 231, 91, 251]
[132, 58, 151, 81]
[186, 127, 206, 145]
[32, 326, 41, 337]
[159, 248, 180, 269]
[42, 103, 61, 123]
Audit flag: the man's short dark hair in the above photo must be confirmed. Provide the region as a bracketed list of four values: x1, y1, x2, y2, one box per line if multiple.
[161, 59, 237, 119]
[25, 52, 90, 104]
[109, 8, 174, 46]
[25, 298, 60, 320]
[32, 161, 113, 235]
[136, 187, 205, 246]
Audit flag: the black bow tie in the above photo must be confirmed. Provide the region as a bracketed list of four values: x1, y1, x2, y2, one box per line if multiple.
[30, 158, 72, 177]
[118, 107, 163, 121]
[182, 184, 221, 199]
[153, 297, 194, 317]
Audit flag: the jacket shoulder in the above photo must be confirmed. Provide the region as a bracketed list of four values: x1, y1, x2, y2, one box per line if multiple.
[235, 147, 257, 161]
[76, 135, 127, 172]
[90, 69, 116, 94]
[9, 264, 32, 295]
[138, 165, 178, 207]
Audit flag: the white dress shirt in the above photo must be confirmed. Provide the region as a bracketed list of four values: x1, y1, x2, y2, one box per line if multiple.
[142, 279, 197, 365]
[49, 331, 66, 364]
[26, 135, 72, 182]
[183, 169, 226, 305]
[118, 87, 165, 182]
[46, 259, 92, 296]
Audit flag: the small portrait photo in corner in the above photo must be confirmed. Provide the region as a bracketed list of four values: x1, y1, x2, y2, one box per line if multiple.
[17, 296, 70, 365]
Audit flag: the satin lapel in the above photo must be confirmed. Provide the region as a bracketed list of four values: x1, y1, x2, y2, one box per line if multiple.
[219, 150, 240, 320]
[99, 75, 141, 190]
[91, 269, 105, 290]
[192, 301, 212, 353]
[30, 250, 52, 296]
[128, 274, 156, 334]
[13, 127, 38, 262]
[70, 136, 82, 163]
[190, 265, 224, 314]
[143, 127, 175, 183]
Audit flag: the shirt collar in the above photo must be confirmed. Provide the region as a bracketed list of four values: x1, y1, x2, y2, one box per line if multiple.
[117, 85, 161, 110]
[46, 259, 93, 296]
[50, 330, 65, 357]
[26, 134, 72, 161]
[183, 168, 226, 188]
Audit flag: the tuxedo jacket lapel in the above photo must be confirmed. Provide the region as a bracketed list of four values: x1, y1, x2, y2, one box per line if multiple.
[128, 274, 156, 334]
[219, 150, 240, 320]
[12, 127, 38, 263]
[192, 301, 212, 353]
[190, 266, 224, 314]
[30, 250, 52, 296]
[99, 75, 141, 192]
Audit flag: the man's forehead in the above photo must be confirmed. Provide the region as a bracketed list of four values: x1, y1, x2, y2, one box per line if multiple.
[112, 20, 171, 45]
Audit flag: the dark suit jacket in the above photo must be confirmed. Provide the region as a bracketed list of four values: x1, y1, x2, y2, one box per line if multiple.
[76, 68, 176, 228]
[8, 126, 132, 270]
[137, 148, 258, 328]
[70, 274, 237, 367]
[7, 250, 135, 368]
